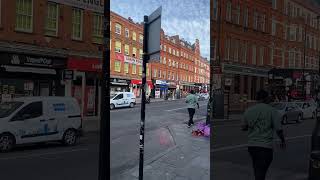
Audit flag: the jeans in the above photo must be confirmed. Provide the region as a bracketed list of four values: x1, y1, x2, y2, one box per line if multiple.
[188, 108, 195, 126]
[248, 146, 273, 180]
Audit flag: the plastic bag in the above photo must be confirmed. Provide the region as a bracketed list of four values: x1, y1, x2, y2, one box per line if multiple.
[204, 125, 210, 137]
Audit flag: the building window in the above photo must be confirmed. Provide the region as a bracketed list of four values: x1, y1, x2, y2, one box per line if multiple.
[173, 49, 175, 56]
[132, 47, 137, 57]
[139, 66, 142, 76]
[115, 41, 121, 53]
[139, 49, 143, 60]
[92, 13, 103, 43]
[244, 6, 248, 27]
[169, 47, 171, 54]
[124, 63, 129, 73]
[164, 45, 166, 52]
[132, 64, 137, 74]
[153, 69, 157, 78]
[259, 47, 264, 65]
[114, 61, 121, 72]
[225, 38, 231, 60]
[261, 14, 266, 32]
[213, 0, 218, 20]
[115, 23, 121, 35]
[252, 44, 256, 65]
[132, 32, 136, 41]
[235, 4, 240, 24]
[253, 11, 258, 30]
[270, 47, 274, 65]
[139, 34, 143, 44]
[234, 39, 239, 61]
[289, 25, 296, 41]
[16, 0, 33, 32]
[72, 8, 83, 40]
[168, 59, 171, 66]
[289, 50, 294, 68]
[272, 18, 276, 36]
[45, 2, 59, 36]
[226, 1, 232, 22]
[163, 57, 166, 64]
[158, 70, 161, 78]
[177, 51, 179, 57]
[125, 28, 129, 38]
[272, 0, 277, 10]
[125, 44, 129, 55]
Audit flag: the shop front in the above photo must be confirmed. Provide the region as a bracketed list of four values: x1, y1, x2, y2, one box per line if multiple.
[167, 81, 177, 99]
[0, 53, 66, 102]
[110, 78, 131, 96]
[130, 79, 154, 98]
[179, 81, 195, 97]
[66, 57, 102, 117]
[155, 80, 168, 99]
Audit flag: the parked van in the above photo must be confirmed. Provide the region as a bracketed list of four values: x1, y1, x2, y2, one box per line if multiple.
[110, 92, 136, 110]
[0, 97, 82, 152]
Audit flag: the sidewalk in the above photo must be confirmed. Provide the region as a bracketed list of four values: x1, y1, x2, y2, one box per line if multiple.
[135, 97, 185, 104]
[114, 120, 210, 180]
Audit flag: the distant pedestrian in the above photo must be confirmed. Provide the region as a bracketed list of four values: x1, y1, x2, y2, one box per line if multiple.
[242, 90, 286, 180]
[186, 90, 199, 128]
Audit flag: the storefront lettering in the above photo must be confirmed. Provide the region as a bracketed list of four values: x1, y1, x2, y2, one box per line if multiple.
[11, 55, 20, 65]
[25, 57, 52, 66]
[91, 63, 102, 70]
[124, 56, 142, 65]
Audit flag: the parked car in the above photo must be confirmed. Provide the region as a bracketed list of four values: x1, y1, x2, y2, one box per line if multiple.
[110, 92, 136, 110]
[271, 102, 303, 124]
[0, 97, 82, 152]
[295, 101, 317, 119]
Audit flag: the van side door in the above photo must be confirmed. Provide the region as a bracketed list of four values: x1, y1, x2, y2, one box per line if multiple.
[114, 94, 125, 107]
[10, 101, 45, 144]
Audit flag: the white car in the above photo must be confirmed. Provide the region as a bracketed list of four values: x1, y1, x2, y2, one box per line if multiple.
[0, 97, 82, 152]
[295, 101, 317, 119]
[110, 92, 136, 110]
[201, 93, 209, 100]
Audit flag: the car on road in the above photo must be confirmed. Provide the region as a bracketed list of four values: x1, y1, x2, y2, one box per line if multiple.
[295, 101, 317, 119]
[110, 92, 136, 110]
[0, 97, 82, 152]
[201, 93, 209, 100]
[271, 102, 303, 124]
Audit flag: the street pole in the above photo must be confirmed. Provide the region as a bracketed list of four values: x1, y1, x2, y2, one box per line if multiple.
[98, 0, 110, 180]
[303, 23, 307, 100]
[138, 15, 148, 180]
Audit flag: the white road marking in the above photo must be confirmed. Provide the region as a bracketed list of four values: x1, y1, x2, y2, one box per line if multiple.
[213, 134, 312, 152]
[0, 148, 89, 160]
[165, 104, 207, 112]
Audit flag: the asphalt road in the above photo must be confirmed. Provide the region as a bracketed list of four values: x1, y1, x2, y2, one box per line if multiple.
[0, 99, 209, 180]
[212, 116, 317, 180]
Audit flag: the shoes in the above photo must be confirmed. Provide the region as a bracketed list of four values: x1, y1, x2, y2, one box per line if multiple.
[187, 125, 191, 128]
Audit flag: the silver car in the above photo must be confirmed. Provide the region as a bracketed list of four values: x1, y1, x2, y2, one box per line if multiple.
[271, 102, 303, 124]
[295, 101, 317, 119]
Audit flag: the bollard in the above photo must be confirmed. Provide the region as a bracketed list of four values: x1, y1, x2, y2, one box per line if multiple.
[309, 110, 320, 180]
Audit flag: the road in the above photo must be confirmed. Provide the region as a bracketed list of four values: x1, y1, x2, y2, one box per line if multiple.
[212, 116, 317, 180]
[0, 99, 208, 180]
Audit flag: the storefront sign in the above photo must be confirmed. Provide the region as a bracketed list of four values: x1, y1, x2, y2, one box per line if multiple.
[48, 0, 104, 13]
[224, 63, 269, 77]
[156, 80, 167, 85]
[124, 56, 142, 65]
[111, 78, 130, 85]
[0, 53, 66, 68]
[131, 79, 154, 89]
[1, 94, 12, 102]
[155, 90, 161, 98]
[63, 70, 74, 80]
[68, 58, 102, 72]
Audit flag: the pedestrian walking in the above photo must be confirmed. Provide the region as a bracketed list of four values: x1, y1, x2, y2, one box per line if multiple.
[186, 90, 199, 128]
[242, 90, 286, 180]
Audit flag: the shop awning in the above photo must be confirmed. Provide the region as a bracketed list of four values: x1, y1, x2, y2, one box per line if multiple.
[1, 65, 56, 75]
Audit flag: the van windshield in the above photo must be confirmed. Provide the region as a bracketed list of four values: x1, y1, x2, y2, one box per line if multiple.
[0, 101, 24, 118]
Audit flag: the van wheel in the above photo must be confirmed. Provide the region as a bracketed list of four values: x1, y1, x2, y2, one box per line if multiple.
[0, 134, 15, 152]
[110, 104, 115, 110]
[130, 102, 135, 108]
[282, 116, 288, 125]
[296, 114, 302, 123]
[62, 129, 78, 146]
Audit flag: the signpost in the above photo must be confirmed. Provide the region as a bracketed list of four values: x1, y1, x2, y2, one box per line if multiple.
[98, 1, 109, 180]
[139, 7, 161, 180]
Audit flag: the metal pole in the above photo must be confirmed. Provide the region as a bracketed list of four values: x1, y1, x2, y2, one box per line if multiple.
[98, 0, 110, 179]
[138, 15, 148, 180]
[303, 23, 307, 100]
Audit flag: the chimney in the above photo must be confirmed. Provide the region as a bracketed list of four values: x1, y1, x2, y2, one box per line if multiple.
[128, 17, 133, 22]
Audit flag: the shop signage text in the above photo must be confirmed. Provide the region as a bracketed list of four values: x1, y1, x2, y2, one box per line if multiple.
[48, 0, 104, 13]
[124, 56, 142, 65]
[156, 80, 167, 85]
[10, 54, 53, 67]
[63, 70, 74, 80]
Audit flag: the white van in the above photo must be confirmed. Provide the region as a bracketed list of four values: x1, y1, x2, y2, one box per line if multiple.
[0, 96, 82, 152]
[110, 92, 136, 110]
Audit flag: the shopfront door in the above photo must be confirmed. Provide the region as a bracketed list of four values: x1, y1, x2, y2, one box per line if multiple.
[40, 83, 50, 96]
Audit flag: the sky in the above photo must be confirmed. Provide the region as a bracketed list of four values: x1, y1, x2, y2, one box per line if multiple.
[110, 0, 210, 60]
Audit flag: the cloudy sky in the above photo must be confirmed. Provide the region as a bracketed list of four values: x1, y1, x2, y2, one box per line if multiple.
[111, 0, 210, 60]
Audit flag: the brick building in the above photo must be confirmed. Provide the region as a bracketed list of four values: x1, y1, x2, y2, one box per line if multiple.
[110, 11, 210, 99]
[211, 0, 320, 111]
